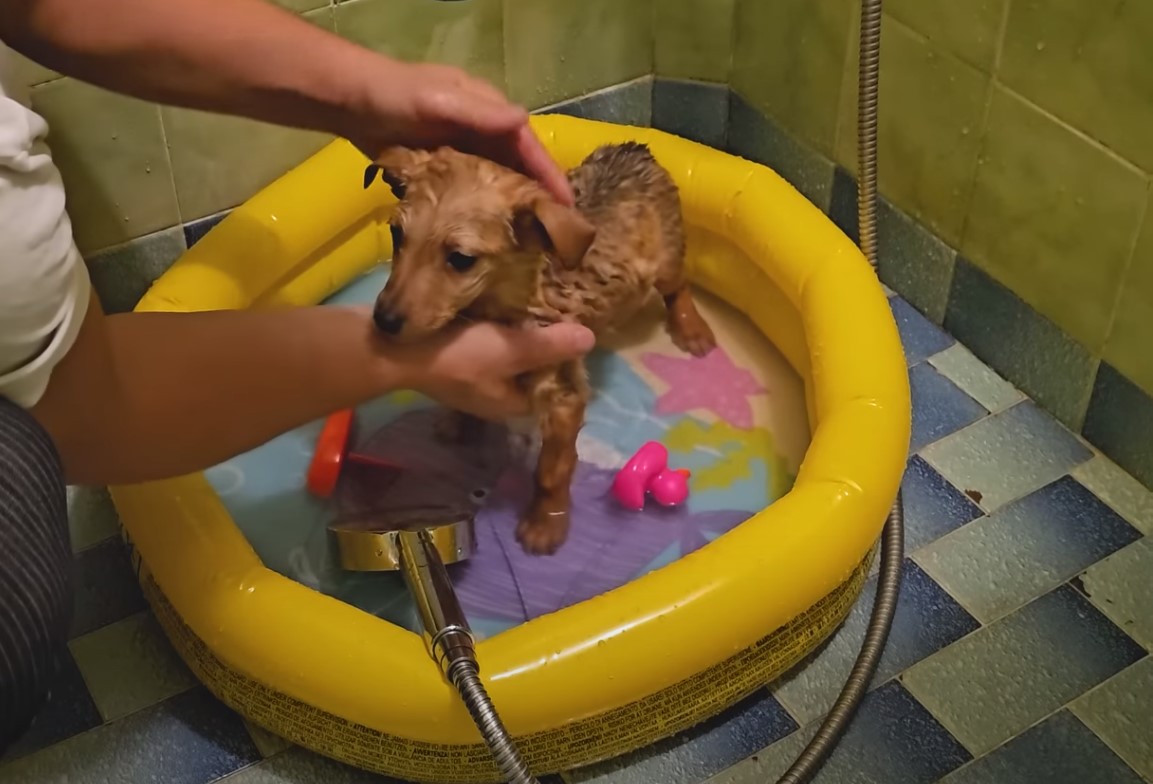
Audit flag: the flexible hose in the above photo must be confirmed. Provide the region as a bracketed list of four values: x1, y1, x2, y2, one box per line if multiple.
[775, 0, 906, 781]
[448, 659, 539, 784]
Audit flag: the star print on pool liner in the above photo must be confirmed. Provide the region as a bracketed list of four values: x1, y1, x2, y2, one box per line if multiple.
[641, 346, 767, 429]
[452, 460, 753, 624]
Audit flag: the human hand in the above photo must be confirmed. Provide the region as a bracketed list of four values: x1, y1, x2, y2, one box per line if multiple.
[350, 61, 574, 206]
[390, 320, 595, 420]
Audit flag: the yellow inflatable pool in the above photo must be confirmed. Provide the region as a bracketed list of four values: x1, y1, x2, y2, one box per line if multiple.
[109, 114, 910, 782]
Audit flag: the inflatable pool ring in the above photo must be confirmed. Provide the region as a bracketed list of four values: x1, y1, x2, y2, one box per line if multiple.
[109, 114, 910, 782]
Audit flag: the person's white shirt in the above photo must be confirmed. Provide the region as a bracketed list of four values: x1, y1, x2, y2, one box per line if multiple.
[0, 43, 91, 408]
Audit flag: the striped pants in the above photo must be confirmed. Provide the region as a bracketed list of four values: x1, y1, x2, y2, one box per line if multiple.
[0, 398, 71, 753]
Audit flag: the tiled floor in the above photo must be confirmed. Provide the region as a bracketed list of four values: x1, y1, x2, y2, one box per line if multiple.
[1, 293, 1149, 784]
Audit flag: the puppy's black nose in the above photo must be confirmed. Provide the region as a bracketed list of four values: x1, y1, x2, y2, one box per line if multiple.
[373, 307, 405, 335]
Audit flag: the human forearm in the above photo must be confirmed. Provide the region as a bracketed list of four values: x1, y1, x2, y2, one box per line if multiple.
[33, 295, 403, 485]
[1, 0, 381, 140]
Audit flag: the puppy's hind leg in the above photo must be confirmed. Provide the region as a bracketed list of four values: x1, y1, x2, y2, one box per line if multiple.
[655, 268, 716, 358]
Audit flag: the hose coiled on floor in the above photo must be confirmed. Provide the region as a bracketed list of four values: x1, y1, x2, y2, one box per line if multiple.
[448, 659, 538, 784]
[776, 1, 906, 781]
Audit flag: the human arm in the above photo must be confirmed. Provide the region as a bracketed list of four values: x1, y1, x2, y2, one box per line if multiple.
[30, 293, 594, 486]
[0, 0, 573, 204]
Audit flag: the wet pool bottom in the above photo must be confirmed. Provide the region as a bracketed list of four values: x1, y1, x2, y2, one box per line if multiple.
[204, 263, 811, 639]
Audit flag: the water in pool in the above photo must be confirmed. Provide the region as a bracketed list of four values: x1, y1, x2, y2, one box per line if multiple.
[204, 263, 811, 640]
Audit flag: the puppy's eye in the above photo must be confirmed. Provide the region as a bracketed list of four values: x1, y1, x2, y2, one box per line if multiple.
[389, 223, 403, 252]
[447, 251, 477, 272]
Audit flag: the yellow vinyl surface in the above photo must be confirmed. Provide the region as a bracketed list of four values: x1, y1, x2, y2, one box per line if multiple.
[109, 114, 910, 782]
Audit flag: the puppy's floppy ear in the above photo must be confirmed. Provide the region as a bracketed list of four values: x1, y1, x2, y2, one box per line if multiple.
[514, 195, 596, 269]
[363, 147, 428, 199]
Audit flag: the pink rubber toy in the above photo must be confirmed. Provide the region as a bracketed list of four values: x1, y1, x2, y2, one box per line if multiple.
[611, 441, 692, 511]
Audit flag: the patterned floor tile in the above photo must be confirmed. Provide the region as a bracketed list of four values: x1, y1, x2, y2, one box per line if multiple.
[1077, 536, 1153, 651]
[1073, 455, 1153, 535]
[920, 400, 1094, 512]
[909, 363, 989, 454]
[939, 710, 1144, 784]
[914, 476, 1142, 623]
[707, 682, 971, 784]
[69, 611, 197, 722]
[900, 456, 984, 556]
[568, 692, 796, 784]
[1, 650, 101, 763]
[890, 297, 956, 367]
[0, 688, 260, 784]
[901, 585, 1147, 757]
[928, 343, 1025, 414]
[65, 486, 120, 553]
[1071, 657, 1153, 781]
[774, 560, 979, 725]
[69, 537, 147, 639]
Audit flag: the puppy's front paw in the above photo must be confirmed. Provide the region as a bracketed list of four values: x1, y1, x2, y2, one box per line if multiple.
[515, 509, 570, 556]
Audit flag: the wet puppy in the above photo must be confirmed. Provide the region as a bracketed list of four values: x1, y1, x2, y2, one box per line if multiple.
[363, 142, 716, 554]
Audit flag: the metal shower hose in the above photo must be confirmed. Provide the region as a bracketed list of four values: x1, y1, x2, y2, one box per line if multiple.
[451, 1, 901, 781]
[776, 0, 906, 780]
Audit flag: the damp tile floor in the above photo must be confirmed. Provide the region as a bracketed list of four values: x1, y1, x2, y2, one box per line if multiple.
[2, 291, 1150, 784]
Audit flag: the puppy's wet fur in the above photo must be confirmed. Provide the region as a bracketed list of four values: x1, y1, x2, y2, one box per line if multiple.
[364, 142, 716, 555]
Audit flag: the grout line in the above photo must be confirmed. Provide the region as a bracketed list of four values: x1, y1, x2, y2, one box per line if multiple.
[830, 1, 863, 171]
[154, 104, 188, 229]
[948, 0, 1007, 253]
[1098, 181, 1152, 364]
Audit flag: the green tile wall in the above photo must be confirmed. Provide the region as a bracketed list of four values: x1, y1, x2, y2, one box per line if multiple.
[19, 0, 650, 256]
[733, 0, 1153, 406]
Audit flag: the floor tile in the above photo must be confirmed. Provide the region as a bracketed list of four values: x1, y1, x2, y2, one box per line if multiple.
[0, 688, 261, 784]
[945, 257, 1099, 431]
[891, 297, 955, 367]
[1072, 657, 1153, 781]
[243, 720, 293, 759]
[69, 537, 147, 639]
[1, 650, 101, 762]
[70, 611, 197, 721]
[900, 456, 984, 555]
[901, 585, 1147, 757]
[928, 343, 1025, 415]
[920, 400, 1093, 512]
[569, 691, 796, 784]
[940, 710, 1144, 784]
[66, 485, 120, 553]
[219, 744, 403, 783]
[1073, 456, 1153, 535]
[909, 362, 988, 454]
[914, 476, 1142, 623]
[183, 211, 229, 249]
[708, 682, 971, 784]
[1077, 537, 1153, 651]
[774, 559, 979, 725]
[653, 79, 729, 149]
[1083, 362, 1153, 491]
[727, 92, 834, 212]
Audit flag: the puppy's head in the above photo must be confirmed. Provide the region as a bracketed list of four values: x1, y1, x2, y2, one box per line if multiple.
[363, 146, 595, 342]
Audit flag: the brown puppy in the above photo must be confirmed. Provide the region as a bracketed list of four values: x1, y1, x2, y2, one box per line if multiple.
[364, 142, 716, 554]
